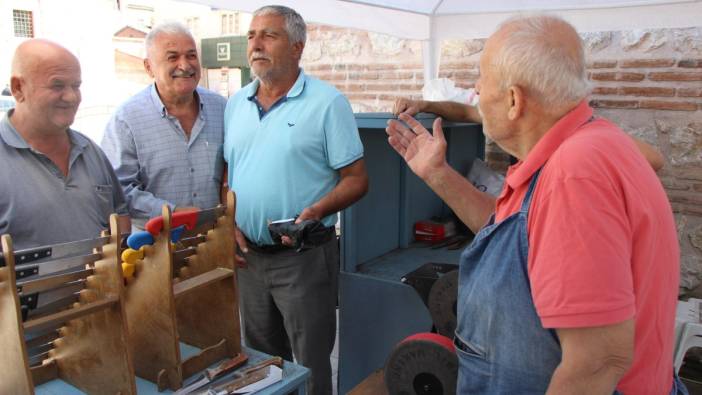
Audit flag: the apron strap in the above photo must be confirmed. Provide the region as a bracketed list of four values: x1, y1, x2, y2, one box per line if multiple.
[519, 167, 543, 214]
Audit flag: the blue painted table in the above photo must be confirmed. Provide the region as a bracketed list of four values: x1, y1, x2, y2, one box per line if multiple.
[36, 344, 309, 394]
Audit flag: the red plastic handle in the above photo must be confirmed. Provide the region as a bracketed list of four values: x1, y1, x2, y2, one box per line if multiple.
[144, 210, 199, 236]
[402, 332, 455, 353]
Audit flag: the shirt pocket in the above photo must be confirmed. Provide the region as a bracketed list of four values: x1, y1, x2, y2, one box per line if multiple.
[94, 184, 115, 218]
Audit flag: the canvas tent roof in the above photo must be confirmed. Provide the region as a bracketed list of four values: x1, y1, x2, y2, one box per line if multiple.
[181, 0, 702, 80]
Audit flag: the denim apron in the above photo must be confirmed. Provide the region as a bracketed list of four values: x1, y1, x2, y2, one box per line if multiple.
[454, 169, 688, 394]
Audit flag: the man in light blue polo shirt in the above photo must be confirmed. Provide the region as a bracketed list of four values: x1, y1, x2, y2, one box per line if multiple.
[223, 6, 368, 395]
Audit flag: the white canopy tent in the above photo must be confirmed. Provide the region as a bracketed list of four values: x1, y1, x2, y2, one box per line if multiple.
[183, 0, 702, 82]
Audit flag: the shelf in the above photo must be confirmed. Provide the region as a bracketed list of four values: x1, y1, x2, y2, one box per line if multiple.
[355, 244, 462, 282]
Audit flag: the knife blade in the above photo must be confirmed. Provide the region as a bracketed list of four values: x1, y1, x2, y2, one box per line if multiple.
[18, 252, 102, 280]
[179, 234, 207, 247]
[25, 329, 60, 350]
[27, 339, 55, 359]
[28, 350, 51, 367]
[0, 236, 110, 268]
[145, 206, 226, 236]
[17, 267, 93, 295]
[173, 246, 197, 271]
[23, 291, 82, 324]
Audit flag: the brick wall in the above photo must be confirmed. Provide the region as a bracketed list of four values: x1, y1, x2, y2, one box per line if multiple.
[302, 24, 702, 294]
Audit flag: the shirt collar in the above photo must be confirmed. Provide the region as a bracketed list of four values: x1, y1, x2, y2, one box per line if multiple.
[505, 100, 594, 190]
[150, 83, 205, 120]
[0, 110, 28, 148]
[0, 109, 88, 150]
[246, 68, 307, 101]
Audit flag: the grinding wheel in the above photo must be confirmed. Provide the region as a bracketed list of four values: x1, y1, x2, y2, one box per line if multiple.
[384, 333, 457, 395]
[428, 270, 458, 337]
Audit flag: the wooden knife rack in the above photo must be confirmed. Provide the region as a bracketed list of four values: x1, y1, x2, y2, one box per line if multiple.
[124, 191, 241, 391]
[0, 215, 135, 395]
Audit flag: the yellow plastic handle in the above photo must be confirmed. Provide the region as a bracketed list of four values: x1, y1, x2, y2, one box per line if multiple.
[121, 247, 144, 265]
[122, 262, 136, 280]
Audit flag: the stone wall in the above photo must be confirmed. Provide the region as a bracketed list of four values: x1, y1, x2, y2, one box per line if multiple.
[301, 24, 702, 293]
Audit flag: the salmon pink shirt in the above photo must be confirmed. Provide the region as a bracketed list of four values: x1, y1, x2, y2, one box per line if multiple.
[494, 101, 679, 394]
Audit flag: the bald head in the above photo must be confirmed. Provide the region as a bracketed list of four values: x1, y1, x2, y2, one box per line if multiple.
[11, 39, 80, 81]
[486, 15, 590, 112]
[9, 39, 82, 135]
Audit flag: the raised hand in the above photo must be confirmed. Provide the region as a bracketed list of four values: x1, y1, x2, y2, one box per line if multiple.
[386, 113, 448, 181]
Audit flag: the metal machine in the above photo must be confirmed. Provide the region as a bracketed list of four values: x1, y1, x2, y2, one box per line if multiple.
[338, 112, 484, 393]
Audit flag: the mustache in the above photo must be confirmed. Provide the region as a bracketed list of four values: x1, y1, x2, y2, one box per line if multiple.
[249, 52, 271, 62]
[171, 69, 196, 78]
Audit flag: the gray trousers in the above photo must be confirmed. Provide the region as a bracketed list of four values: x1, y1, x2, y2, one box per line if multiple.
[238, 238, 339, 395]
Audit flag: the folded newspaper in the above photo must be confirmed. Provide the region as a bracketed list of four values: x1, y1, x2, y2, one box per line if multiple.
[206, 365, 283, 395]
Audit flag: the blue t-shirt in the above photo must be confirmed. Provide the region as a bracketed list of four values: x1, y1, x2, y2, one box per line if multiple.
[224, 70, 363, 245]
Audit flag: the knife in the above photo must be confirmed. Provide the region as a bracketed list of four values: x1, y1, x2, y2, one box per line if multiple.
[207, 357, 284, 395]
[173, 246, 198, 272]
[179, 234, 207, 247]
[125, 224, 186, 251]
[207, 368, 270, 395]
[145, 206, 226, 237]
[17, 267, 93, 296]
[127, 231, 155, 251]
[174, 352, 249, 395]
[0, 236, 111, 268]
[27, 339, 55, 359]
[16, 252, 102, 281]
[25, 329, 60, 350]
[28, 350, 51, 367]
[23, 291, 82, 324]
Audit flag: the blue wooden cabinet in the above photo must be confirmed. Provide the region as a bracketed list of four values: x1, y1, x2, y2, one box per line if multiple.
[338, 112, 484, 393]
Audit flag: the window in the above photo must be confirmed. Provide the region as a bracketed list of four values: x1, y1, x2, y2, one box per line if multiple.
[220, 13, 239, 35]
[13, 10, 34, 38]
[186, 17, 200, 36]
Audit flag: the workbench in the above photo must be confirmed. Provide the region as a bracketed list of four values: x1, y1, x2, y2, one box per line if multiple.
[338, 112, 483, 393]
[35, 344, 310, 394]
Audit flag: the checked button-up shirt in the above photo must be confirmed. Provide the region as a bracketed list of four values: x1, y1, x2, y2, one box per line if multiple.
[101, 84, 226, 228]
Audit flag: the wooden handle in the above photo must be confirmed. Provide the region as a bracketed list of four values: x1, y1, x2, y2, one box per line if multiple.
[240, 356, 284, 376]
[205, 352, 249, 380]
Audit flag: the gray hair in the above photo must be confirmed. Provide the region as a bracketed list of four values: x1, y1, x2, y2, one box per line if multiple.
[491, 15, 591, 110]
[253, 5, 307, 45]
[145, 21, 195, 57]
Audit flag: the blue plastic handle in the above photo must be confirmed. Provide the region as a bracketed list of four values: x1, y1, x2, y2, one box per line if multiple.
[171, 225, 186, 243]
[127, 231, 155, 250]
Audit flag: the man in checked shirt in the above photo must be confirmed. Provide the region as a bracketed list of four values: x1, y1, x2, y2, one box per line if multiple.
[101, 22, 226, 229]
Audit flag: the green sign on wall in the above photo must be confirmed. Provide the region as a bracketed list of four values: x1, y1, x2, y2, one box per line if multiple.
[201, 36, 251, 86]
[201, 36, 248, 69]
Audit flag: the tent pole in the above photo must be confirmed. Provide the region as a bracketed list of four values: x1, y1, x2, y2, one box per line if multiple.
[421, 16, 440, 92]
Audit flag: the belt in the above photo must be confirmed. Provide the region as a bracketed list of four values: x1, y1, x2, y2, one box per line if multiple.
[245, 227, 336, 255]
[245, 239, 290, 254]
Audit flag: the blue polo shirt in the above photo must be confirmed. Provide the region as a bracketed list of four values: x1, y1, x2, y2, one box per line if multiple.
[223, 70, 363, 245]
